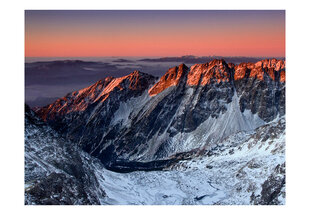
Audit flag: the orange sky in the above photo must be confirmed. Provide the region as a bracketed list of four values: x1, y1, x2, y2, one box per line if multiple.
[25, 10, 285, 57]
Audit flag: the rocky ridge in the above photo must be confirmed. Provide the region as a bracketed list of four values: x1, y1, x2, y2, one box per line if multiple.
[35, 59, 285, 168]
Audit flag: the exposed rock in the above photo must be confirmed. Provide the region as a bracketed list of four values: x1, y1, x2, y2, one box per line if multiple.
[25, 104, 106, 205]
[148, 63, 189, 96]
[251, 163, 286, 205]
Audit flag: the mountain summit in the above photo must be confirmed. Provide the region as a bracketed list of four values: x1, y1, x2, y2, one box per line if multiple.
[149, 63, 189, 96]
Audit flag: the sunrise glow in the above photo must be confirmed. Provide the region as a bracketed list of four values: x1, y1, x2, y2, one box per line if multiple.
[25, 10, 285, 57]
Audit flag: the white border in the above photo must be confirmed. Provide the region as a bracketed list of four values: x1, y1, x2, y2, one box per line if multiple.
[1, 0, 310, 214]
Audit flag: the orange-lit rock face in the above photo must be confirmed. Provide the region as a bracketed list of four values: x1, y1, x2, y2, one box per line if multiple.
[38, 78, 114, 120]
[249, 66, 265, 81]
[234, 59, 285, 81]
[150, 60, 231, 96]
[148, 64, 188, 96]
[280, 70, 286, 82]
[127, 70, 149, 91]
[94, 71, 146, 102]
[234, 63, 247, 80]
[276, 60, 285, 71]
[148, 59, 286, 97]
[200, 60, 230, 85]
[267, 67, 275, 81]
[187, 63, 208, 86]
[38, 70, 154, 121]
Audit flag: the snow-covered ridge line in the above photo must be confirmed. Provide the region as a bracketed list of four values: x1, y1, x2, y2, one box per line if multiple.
[36, 70, 156, 120]
[34, 58, 285, 165]
[36, 58, 285, 120]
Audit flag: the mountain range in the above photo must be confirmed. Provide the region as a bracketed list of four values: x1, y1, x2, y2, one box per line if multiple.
[25, 58, 286, 204]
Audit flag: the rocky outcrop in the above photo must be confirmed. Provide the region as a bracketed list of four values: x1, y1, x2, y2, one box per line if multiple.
[26, 172, 94, 205]
[250, 163, 286, 205]
[25, 104, 106, 205]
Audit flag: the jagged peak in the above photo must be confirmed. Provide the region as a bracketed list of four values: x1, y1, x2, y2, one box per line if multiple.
[186, 59, 231, 86]
[189, 59, 228, 69]
[178, 63, 189, 71]
[103, 76, 114, 82]
[127, 70, 155, 79]
[234, 59, 285, 81]
[128, 70, 142, 77]
[149, 59, 234, 96]
[148, 63, 189, 96]
[235, 58, 285, 69]
[208, 58, 228, 66]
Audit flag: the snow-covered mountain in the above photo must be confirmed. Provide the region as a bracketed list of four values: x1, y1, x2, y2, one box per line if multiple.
[26, 58, 285, 205]
[36, 59, 285, 165]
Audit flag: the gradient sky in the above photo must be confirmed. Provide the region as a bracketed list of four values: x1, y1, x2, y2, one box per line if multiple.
[25, 10, 285, 57]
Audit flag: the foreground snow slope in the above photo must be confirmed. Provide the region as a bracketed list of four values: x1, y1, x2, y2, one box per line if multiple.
[26, 102, 285, 205]
[97, 117, 285, 205]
